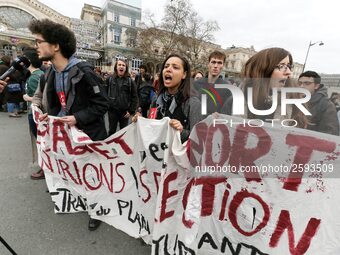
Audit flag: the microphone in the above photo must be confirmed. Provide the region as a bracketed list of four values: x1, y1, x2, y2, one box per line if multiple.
[0, 56, 31, 80]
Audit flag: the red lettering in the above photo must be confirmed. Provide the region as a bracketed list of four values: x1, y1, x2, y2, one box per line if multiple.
[229, 125, 271, 182]
[182, 177, 226, 228]
[182, 178, 195, 228]
[114, 162, 125, 193]
[99, 163, 114, 192]
[37, 121, 49, 137]
[88, 143, 117, 159]
[160, 171, 178, 223]
[73, 145, 91, 155]
[228, 190, 270, 236]
[219, 184, 231, 221]
[283, 134, 336, 191]
[33, 108, 40, 123]
[55, 159, 62, 176]
[189, 122, 208, 167]
[106, 133, 133, 155]
[83, 163, 101, 191]
[269, 210, 321, 255]
[52, 120, 73, 154]
[58, 159, 80, 185]
[196, 177, 227, 216]
[205, 125, 231, 168]
[40, 150, 53, 173]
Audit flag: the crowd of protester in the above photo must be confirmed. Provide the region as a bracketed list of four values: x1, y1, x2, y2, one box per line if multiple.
[0, 18, 339, 237]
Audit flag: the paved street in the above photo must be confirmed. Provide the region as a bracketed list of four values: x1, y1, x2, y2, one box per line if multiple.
[0, 112, 151, 255]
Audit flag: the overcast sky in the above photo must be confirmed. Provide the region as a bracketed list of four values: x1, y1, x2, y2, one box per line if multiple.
[38, 0, 340, 74]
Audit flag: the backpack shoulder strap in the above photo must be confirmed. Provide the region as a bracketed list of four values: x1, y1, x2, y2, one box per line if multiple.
[76, 61, 94, 71]
[76, 62, 104, 94]
[39, 66, 53, 93]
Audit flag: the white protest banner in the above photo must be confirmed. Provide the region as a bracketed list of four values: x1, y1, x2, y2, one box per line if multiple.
[34, 106, 340, 254]
[152, 114, 340, 255]
[34, 107, 178, 244]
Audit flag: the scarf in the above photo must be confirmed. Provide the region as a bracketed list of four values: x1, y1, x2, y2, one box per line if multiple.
[156, 91, 181, 118]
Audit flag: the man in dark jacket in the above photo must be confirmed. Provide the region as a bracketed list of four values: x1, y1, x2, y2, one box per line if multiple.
[194, 50, 231, 115]
[29, 19, 109, 231]
[298, 71, 339, 135]
[137, 72, 154, 117]
[134, 64, 147, 89]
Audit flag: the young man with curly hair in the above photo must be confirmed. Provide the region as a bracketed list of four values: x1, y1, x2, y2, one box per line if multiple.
[28, 19, 109, 231]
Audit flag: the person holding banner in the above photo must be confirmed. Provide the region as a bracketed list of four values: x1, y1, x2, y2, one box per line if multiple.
[28, 19, 109, 231]
[222, 47, 307, 128]
[133, 54, 202, 142]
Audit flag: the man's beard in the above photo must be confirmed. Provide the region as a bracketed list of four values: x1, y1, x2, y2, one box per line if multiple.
[39, 55, 53, 62]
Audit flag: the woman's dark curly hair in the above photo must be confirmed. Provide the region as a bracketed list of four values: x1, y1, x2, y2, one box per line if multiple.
[28, 19, 76, 59]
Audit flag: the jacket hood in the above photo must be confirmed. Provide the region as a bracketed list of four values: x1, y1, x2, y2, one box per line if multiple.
[310, 84, 328, 104]
[51, 56, 80, 73]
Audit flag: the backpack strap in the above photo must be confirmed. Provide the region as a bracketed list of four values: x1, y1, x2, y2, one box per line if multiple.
[39, 66, 52, 93]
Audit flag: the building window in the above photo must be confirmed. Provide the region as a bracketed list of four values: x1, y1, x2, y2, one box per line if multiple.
[114, 28, 121, 44]
[115, 55, 126, 62]
[131, 58, 143, 71]
[127, 38, 135, 47]
[130, 18, 136, 27]
[114, 14, 119, 23]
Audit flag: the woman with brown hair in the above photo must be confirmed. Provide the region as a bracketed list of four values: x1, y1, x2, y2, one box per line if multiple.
[223, 47, 307, 128]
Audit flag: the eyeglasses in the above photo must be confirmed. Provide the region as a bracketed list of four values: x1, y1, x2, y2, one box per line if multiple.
[210, 60, 223, 65]
[34, 39, 47, 46]
[298, 81, 314, 86]
[276, 63, 294, 72]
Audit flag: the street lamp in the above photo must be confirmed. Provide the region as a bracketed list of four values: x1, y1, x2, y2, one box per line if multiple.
[302, 40, 324, 72]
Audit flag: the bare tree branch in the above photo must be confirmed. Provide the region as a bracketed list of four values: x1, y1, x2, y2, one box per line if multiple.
[136, 0, 220, 70]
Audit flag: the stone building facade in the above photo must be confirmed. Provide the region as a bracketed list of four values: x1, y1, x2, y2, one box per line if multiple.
[0, 0, 308, 77]
[100, 0, 142, 72]
[0, 0, 69, 58]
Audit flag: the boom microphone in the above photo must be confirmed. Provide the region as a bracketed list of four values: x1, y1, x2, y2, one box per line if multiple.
[0, 56, 31, 80]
